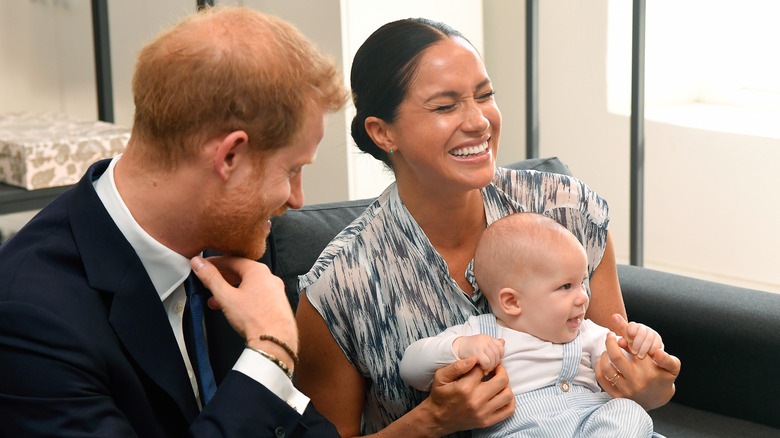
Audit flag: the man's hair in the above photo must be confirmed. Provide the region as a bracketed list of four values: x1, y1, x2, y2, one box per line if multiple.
[131, 6, 347, 168]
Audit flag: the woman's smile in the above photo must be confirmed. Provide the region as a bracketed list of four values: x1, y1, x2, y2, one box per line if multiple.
[449, 140, 490, 158]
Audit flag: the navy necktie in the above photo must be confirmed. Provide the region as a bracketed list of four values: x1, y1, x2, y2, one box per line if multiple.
[185, 274, 217, 405]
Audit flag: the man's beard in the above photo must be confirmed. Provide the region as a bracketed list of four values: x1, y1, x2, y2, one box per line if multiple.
[200, 184, 277, 260]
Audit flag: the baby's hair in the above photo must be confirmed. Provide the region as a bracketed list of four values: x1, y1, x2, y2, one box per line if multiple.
[474, 213, 582, 298]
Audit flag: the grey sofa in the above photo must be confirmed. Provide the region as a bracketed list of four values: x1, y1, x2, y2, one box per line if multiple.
[268, 157, 780, 437]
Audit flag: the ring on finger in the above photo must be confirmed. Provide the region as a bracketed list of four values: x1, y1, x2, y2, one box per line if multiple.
[607, 372, 620, 385]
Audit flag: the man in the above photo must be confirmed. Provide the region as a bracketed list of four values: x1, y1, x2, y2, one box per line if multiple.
[0, 6, 346, 437]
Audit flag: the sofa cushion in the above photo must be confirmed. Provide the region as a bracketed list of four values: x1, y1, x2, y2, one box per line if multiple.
[270, 157, 572, 309]
[649, 402, 780, 438]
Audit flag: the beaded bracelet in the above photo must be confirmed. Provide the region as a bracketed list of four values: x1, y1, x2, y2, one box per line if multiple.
[246, 346, 294, 379]
[252, 334, 300, 366]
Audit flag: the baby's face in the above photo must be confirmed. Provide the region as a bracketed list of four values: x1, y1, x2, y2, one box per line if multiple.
[512, 243, 590, 344]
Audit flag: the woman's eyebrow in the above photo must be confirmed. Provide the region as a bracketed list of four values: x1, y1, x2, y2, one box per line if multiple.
[423, 79, 493, 104]
[424, 90, 459, 104]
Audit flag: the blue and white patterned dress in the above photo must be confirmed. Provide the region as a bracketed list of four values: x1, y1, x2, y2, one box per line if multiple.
[299, 167, 610, 436]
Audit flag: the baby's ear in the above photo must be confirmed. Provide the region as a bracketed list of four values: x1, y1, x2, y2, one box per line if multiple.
[498, 287, 522, 316]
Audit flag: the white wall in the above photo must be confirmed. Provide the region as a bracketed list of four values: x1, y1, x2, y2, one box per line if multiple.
[0, 0, 97, 119]
[482, 1, 527, 169]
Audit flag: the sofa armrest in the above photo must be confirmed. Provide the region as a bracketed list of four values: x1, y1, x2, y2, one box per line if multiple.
[618, 264, 780, 429]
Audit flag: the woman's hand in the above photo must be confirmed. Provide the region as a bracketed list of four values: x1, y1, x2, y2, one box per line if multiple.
[419, 358, 515, 436]
[596, 317, 681, 410]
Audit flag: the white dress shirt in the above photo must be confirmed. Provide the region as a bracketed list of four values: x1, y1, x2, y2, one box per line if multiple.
[94, 155, 309, 413]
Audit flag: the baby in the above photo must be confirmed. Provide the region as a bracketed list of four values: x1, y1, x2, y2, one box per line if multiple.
[400, 212, 664, 437]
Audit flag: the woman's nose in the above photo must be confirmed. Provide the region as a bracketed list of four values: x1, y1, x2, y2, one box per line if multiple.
[462, 101, 490, 133]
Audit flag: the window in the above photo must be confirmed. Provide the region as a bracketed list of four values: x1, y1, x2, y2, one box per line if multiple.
[608, 0, 780, 138]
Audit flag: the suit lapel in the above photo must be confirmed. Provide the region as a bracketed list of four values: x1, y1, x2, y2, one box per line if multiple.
[108, 271, 200, 422]
[68, 160, 200, 422]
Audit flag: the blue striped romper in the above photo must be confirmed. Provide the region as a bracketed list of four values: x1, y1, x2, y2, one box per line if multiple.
[473, 314, 653, 438]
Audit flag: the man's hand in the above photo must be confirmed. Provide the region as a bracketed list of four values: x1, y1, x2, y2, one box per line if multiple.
[191, 255, 298, 368]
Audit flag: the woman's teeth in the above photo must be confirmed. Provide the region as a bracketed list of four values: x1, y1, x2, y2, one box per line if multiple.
[451, 141, 488, 157]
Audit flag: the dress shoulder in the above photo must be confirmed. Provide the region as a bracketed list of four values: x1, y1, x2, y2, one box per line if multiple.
[488, 167, 609, 226]
[298, 189, 390, 293]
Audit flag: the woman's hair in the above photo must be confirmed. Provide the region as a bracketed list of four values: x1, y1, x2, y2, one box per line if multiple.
[349, 18, 468, 169]
[131, 6, 347, 168]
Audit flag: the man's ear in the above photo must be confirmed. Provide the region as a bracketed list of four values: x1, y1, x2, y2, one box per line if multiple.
[214, 130, 249, 181]
[364, 116, 394, 154]
[498, 287, 522, 316]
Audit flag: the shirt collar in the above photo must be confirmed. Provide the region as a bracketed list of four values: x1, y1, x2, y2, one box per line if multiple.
[94, 155, 192, 301]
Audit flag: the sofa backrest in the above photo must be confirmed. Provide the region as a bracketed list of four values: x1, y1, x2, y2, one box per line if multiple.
[269, 156, 572, 309]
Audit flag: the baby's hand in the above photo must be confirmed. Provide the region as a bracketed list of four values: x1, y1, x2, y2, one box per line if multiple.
[453, 334, 505, 373]
[612, 314, 663, 359]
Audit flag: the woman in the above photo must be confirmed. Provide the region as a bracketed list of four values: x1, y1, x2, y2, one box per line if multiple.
[295, 18, 680, 438]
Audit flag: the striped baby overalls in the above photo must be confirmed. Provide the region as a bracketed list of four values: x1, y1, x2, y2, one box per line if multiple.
[473, 314, 653, 438]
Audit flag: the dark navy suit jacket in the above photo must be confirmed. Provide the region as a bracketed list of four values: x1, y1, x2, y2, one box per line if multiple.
[0, 159, 338, 437]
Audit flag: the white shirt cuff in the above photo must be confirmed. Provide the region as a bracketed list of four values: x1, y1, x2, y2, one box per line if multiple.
[234, 348, 310, 415]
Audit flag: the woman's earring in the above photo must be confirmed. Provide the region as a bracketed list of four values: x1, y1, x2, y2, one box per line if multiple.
[389, 147, 394, 155]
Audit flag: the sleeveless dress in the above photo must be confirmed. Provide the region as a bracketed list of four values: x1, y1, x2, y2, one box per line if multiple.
[300, 167, 610, 436]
